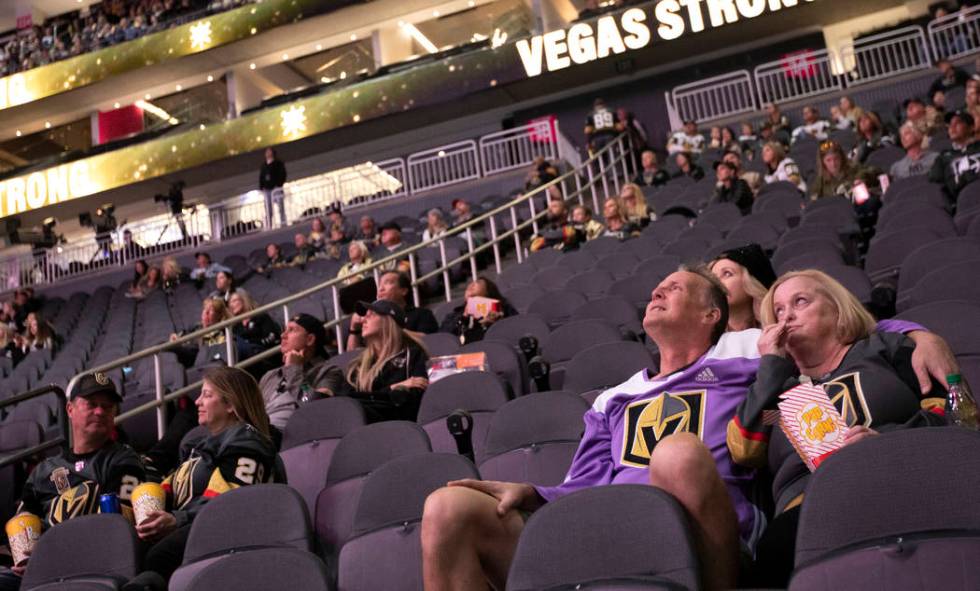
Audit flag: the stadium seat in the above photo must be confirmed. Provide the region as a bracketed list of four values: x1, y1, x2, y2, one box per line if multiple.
[572, 295, 644, 339]
[502, 285, 546, 314]
[557, 249, 599, 271]
[790, 428, 980, 590]
[169, 485, 312, 591]
[894, 238, 980, 308]
[417, 371, 510, 462]
[563, 269, 615, 300]
[821, 265, 873, 304]
[563, 341, 655, 402]
[595, 252, 643, 280]
[420, 332, 461, 356]
[478, 391, 588, 485]
[506, 485, 700, 591]
[528, 290, 587, 328]
[483, 314, 550, 352]
[183, 548, 330, 591]
[279, 397, 367, 512]
[865, 228, 945, 286]
[314, 421, 430, 563]
[337, 453, 479, 591]
[461, 340, 529, 397]
[895, 301, 980, 356]
[20, 514, 139, 591]
[903, 258, 980, 310]
[540, 319, 624, 390]
[532, 265, 577, 291]
[696, 203, 743, 234]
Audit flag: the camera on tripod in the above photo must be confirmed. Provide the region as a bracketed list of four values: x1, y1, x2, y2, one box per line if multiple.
[154, 181, 186, 215]
[79, 203, 118, 235]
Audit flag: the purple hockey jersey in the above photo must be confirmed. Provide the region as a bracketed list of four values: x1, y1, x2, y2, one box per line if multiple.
[535, 329, 763, 542]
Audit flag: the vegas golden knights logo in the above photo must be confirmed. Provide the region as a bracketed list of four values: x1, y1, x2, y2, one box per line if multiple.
[621, 391, 706, 468]
[170, 456, 201, 509]
[49, 482, 100, 525]
[821, 372, 872, 427]
[49, 466, 70, 494]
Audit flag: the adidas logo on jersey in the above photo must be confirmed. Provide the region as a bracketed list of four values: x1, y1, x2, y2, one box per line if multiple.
[694, 367, 718, 383]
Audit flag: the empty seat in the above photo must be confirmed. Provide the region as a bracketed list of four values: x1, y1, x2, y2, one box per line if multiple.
[527, 290, 587, 328]
[506, 485, 700, 591]
[420, 332, 461, 356]
[572, 295, 643, 339]
[279, 397, 366, 513]
[895, 301, 980, 356]
[484, 314, 550, 351]
[540, 319, 624, 390]
[563, 269, 615, 299]
[502, 284, 545, 314]
[479, 391, 589, 485]
[337, 453, 479, 591]
[417, 371, 510, 462]
[895, 238, 980, 304]
[183, 548, 330, 591]
[865, 228, 945, 286]
[596, 252, 642, 279]
[903, 258, 980, 310]
[821, 265, 873, 304]
[563, 341, 655, 401]
[532, 265, 577, 291]
[461, 340, 530, 397]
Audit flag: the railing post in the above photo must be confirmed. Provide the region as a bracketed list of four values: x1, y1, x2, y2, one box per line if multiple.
[465, 228, 477, 282]
[528, 194, 540, 235]
[620, 137, 632, 182]
[153, 353, 166, 439]
[587, 160, 600, 213]
[408, 254, 421, 307]
[574, 170, 584, 206]
[608, 144, 621, 196]
[510, 206, 523, 264]
[282, 304, 290, 326]
[598, 149, 611, 199]
[489, 216, 502, 274]
[225, 326, 237, 365]
[438, 239, 452, 302]
[332, 285, 344, 354]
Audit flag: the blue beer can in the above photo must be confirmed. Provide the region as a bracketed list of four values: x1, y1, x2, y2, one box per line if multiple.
[99, 493, 121, 514]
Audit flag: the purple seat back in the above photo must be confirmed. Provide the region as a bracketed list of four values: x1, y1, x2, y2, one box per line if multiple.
[417, 371, 509, 461]
[895, 301, 980, 356]
[563, 342, 654, 397]
[184, 548, 330, 591]
[280, 439, 343, 515]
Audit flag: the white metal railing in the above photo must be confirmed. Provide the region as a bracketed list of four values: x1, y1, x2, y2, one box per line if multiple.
[672, 70, 758, 124]
[407, 140, 481, 193]
[754, 47, 844, 106]
[841, 27, 932, 87]
[65, 134, 635, 441]
[928, 5, 980, 63]
[479, 119, 561, 176]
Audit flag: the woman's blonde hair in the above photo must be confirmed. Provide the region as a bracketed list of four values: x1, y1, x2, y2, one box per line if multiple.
[603, 196, 626, 220]
[230, 289, 258, 314]
[760, 269, 875, 343]
[763, 141, 786, 167]
[162, 256, 180, 277]
[619, 183, 649, 220]
[709, 257, 769, 305]
[346, 314, 426, 392]
[202, 366, 271, 439]
[202, 298, 232, 325]
[348, 240, 368, 262]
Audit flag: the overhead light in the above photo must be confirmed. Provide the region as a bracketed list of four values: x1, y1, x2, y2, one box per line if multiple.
[249, 63, 256, 70]
[168, 117, 179, 124]
[403, 23, 438, 54]
[199, 124, 206, 130]
[135, 99, 179, 125]
[144, 93, 151, 100]
[44, 121, 51, 129]
[175, 84, 182, 91]
[15, 130, 21, 137]
[113, 102, 120, 108]
[433, 10, 440, 16]
[315, 43, 323, 50]
[282, 53, 289, 60]
[207, 75, 214, 82]
[468, 0, 474, 6]
[350, 33, 357, 41]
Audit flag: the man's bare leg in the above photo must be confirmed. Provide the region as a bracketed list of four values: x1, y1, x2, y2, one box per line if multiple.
[648, 432, 740, 591]
[421, 486, 525, 591]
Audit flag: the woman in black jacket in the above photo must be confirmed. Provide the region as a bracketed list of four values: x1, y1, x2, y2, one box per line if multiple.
[439, 277, 516, 345]
[342, 300, 429, 423]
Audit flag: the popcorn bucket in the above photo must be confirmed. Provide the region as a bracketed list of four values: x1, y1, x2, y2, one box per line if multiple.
[131, 482, 166, 525]
[5, 513, 42, 566]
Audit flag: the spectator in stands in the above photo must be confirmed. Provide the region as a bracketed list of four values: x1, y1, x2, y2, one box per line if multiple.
[439, 278, 516, 345]
[762, 141, 806, 193]
[133, 367, 280, 587]
[890, 122, 939, 178]
[18, 312, 57, 354]
[709, 161, 754, 215]
[327, 205, 353, 241]
[929, 109, 980, 201]
[738, 122, 757, 156]
[291, 233, 317, 266]
[707, 126, 722, 149]
[0, 324, 20, 367]
[829, 105, 852, 130]
[667, 120, 705, 155]
[347, 271, 438, 351]
[723, 150, 762, 194]
[571, 205, 604, 242]
[791, 105, 831, 144]
[673, 151, 705, 181]
[258, 314, 343, 431]
[633, 150, 669, 187]
[10, 290, 34, 333]
[373, 221, 411, 272]
[965, 79, 980, 122]
[732, 270, 950, 587]
[189, 252, 230, 282]
[619, 183, 652, 226]
[337, 240, 374, 285]
[617, 106, 648, 156]
[422, 208, 451, 242]
[308, 217, 328, 252]
[341, 300, 429, 422]
[525, 156, 558, 191]
[763, 103, 791, 137]
[599, 197, 639, 240]
[0, 374, 145, 589]
[810, 140, 880, 201]
[170, 298, 232, 367]
[208, 270, 235, 302]
[929, 58, 970, 98]
[228, 289, 280, 359]
[839, 95, 864, 128]
[356, 215, 379, 246]
[451, 199, 476, 226]
[709, 127, 739, 153]
[256, 243, 288, 273]
[584, 98, 623, 155]
[161, 256, 184, 292]
[323, 223, 349, 260]
[530, 199, 578, 252]
[259, 147, 288, 228]
[127, 259, 149, 297]
[850, 112, 893, 164]
[709, 244, 775, 331]
[903, 97, 939, 137]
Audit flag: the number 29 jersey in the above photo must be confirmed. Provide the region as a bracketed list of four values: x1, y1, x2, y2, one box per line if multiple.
[162, 423, 279, 527]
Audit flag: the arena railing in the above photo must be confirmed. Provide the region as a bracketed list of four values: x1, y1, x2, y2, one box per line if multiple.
[753, 46, 844, 107]
[407, 140, 482, 194]
[671, 71, 758, 125]
[0, 384, 69, 468]
[64, 133, 634, 440]
[928, 5, 980, 63]
[479, 120, 562, 176]
[840, 27, 932, 88]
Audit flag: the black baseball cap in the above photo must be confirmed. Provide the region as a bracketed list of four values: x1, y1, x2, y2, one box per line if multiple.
[713, 160, 736, 172]
[717, 243, 777, 288]
[355, 299, 406, 327]
[378, 221, 401, 232]
[903, 97, 925, 109]
[289, 313, 328, 356]
[69, 372, 122, 402]
[946, 109, 976, 127]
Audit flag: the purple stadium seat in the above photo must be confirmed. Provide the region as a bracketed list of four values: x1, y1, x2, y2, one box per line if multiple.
[877, 207, 956, 236]
[557, 249, 599, 271]
[895, 238, 980, 302]
[821, 265, 873, 304]
[184, 548, 330, 591]
[775, 250, 847, 275]
[726, 219, 782, 250]
[20, 514, 139, 590]
[417, 371, 510, 462]
[903, 258, 980, 310]
[279, 397, 367, 513]
[563, 269, 615, 300]
[541, 319, 624, 390]
[483, 313, 550, 350]
[661, 237, 711, 263]
[169, 485, 312, 591]
[506, 485, 700, 591]
[865, 144, 905, 171]
[337, 453, 479, 591]
[624, 234, 666, 259]
[314, 421, 430, 561]
[581, 235, 627, 256]
[525, 247, 562, 269]
[789, 428, 980, 591]
[502, 284, 546, 314]
[696, 203, 743, 234]
[461, 340, 529, 397]
[532, 265, 577, 291]
[864, 227, 945, 285]
[754, 191, 805, 224]
[478, 391, 588, 486]
[325, 348, 362, 371]
[420, 332, 461, 356]
[563, 341, 655, 401]
[895, 300, 980, 356]
[596, 252, 642, 279]
[772, 237, 844, 272]
[572, 295, 644, 338]
[528, 290, 587, 328]
[678, 223, 723, 245]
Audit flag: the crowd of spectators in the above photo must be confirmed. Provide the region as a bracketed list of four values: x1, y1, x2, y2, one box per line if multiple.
[0, 289, 58, 367]
[0, 0, 251, 77]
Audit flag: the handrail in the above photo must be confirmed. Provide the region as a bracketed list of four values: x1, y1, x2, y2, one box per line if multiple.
[0, 384, 69, 468]
[69, 133, 634, 437]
